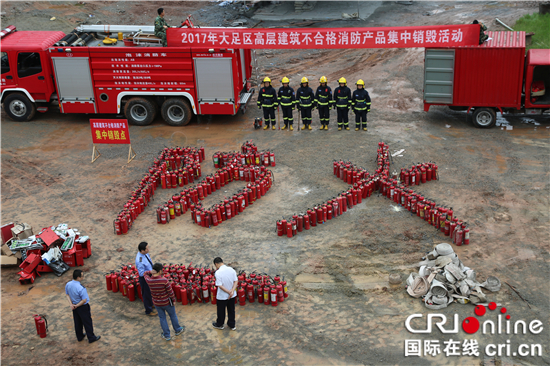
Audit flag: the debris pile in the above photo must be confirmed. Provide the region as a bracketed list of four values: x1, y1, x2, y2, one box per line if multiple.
[106, 263, 289, 307]
[4, 223, 91, 284]
[406, 243, 501, 309]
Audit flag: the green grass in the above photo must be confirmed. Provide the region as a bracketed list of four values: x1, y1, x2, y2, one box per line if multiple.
[513, 13, 550, 50]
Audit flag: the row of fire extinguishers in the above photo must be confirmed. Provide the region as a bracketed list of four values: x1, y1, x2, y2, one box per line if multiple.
[377, 176, 470, 245]
[114, 146, 204, 235]
[398, 162, 439, 186]
[212, 140, 276, 169]
[156, 141, 275, 227]
[105, 262, 289, 307]
[190, 170, 274, 228]
[276, 142, 390, 237]
[155, 162, 274, 227]
[277, 181, 376, 237]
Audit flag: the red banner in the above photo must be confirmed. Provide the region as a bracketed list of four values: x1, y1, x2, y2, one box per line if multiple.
[168, 25, 479, 49]
[90, 119, 131, 144]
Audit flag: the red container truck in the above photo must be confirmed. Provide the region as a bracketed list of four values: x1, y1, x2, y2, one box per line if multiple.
[424, 31, 550, 128]
[0, 24, 257, 126]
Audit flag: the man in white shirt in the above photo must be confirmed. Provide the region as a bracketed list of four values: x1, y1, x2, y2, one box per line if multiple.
[212, 257, 238, 331]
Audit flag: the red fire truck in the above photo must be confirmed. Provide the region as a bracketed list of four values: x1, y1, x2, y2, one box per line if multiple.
[0, 24, 257, 126]
[424, 31, 550, 128]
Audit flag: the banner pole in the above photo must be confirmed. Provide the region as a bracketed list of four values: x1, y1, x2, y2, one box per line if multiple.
[91, 144, 101, 163]
[128, 145, 136, 164]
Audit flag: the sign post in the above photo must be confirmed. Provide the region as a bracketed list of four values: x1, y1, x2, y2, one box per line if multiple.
[90, 119, 136, 164]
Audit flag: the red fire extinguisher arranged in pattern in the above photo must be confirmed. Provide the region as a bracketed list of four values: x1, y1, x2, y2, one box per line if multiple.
[150, 141, 275, 229]
[33, 314, 48, 338]
[105, 263, 289, 308]
[279, 141, 469, 246]
[115, 146, 205, 234]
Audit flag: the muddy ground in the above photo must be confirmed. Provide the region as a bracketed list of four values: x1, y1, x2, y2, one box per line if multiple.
[1, 1, 549, 365]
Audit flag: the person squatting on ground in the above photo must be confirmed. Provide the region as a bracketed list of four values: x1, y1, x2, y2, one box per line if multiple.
[212, 257, 238, 331]
[144, 263, 185, 341]
[135, 241, 156, 316]
[315, 76, 334, 130]
[278, 77, 296, 131]
[333, 77, 352, 131]
[297, 77, 315, 130]
[351, 79, 371, 131]
[65, 269, 101, 343]
[154, 8, 170, 47]
[258, 77, 278, 130]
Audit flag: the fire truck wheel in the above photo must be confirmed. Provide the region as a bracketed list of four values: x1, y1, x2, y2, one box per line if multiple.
[3, 93, 36, 122]
[124, 97, 157, 126]
[161, 98, 192, 126]
[472, 108, 496, 128]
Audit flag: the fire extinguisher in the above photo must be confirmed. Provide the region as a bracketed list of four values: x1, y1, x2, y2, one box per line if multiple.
[33, 314, 48, 338]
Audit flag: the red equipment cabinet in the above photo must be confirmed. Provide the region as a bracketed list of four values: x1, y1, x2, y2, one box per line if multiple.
[424, 31, 550, 128]
[1, 24, 256, 126]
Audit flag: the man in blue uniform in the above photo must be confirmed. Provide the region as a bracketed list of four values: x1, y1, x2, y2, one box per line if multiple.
[277, 76, 296, 131]
[315, 76, 333, 130]
[333, 77, 352, 131]
[351, 79, 371, 131]
[136, 241, 156, 316]
[65, 270, 101, 343]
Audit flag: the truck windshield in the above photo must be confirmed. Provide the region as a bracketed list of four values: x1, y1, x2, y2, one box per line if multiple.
[1, 52, 9, 74]
[17, 52, 42, 78]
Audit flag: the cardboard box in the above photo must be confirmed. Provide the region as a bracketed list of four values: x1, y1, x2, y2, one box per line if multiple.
[1, 255, 19, 266]
[11, 223, 33, 240]
[1, 243, 14, 257]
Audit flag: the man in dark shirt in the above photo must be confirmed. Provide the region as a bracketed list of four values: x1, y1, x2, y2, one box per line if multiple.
[145, 263, 185, 341]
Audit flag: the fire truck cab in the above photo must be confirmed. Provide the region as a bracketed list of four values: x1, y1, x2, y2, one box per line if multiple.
[1, 25, 257, 126]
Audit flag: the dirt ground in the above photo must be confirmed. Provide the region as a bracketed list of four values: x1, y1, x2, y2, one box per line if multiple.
[1, 1, 549, 365]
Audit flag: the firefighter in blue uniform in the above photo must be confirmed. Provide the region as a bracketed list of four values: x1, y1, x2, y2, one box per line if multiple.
[297, 77, 315, 130]
[351, 79, 371, 131]
[257, 77, 278, 130]
[333, 77, 351, 131]
[278, 76, 296, 131]
[315, 76, 333, 130]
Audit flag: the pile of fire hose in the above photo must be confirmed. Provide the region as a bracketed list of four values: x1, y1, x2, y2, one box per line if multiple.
[154, 141, 275, 227]
[114, 146, 204, 234]
[213, 140, 276, 168]
[105, 263, 289, 307]
[406, 243, 501, 309]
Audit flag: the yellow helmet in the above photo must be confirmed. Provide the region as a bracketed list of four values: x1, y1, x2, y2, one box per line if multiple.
[356, 79, 365, 86]
[301, 77, 309, 84]
[263, 77, 271, 83]
[281, 76, 290, 84]
[319, 76, 327, 83]
[338, 77, 347, 84]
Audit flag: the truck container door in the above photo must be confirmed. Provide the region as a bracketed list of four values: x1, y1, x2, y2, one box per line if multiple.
[15, 51, 50, 101]
[51, 57, 96, 114]
[424, 49, 455, 104]
[194, 57, 235, 115]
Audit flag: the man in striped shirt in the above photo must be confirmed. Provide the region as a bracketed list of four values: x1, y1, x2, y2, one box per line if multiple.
[144, 263, 185, 341]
